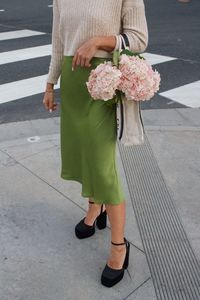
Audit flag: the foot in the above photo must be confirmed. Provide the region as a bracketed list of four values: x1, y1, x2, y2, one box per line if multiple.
[84, 201, 106, 226]
[106, 242, 126, 270]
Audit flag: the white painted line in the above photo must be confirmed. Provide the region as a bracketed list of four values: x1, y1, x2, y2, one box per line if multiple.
[0, 44, 51, 65]
[0, 75, 59, 104]
[48, 5, 53, 7]
[143, 52, 177, 65]
[0, 9, 5, 12]
[160, 81, 200, 108]
[0, 30, 46, 41]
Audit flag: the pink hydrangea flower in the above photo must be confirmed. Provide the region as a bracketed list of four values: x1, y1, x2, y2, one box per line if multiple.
[118, 54, 161, 101]
[86, 61, 122, 101]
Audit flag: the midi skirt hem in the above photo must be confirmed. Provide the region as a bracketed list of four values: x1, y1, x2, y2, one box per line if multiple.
[60, 173, 125, 205]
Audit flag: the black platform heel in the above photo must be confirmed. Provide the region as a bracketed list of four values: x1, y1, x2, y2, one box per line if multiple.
[75, 201, 107, 239]
[101, 237, 130, 287]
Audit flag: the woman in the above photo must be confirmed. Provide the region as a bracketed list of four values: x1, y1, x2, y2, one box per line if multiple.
[43, 0, 148, 287]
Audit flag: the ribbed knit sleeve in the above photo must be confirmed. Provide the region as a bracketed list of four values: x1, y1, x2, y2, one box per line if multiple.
[114, 0, 148, 53]
[46, 0, 64, 84]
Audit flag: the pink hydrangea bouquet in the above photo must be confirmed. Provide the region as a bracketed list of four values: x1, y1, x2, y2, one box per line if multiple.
[86, 48, 161, 105]
[86, 61, 122, 101]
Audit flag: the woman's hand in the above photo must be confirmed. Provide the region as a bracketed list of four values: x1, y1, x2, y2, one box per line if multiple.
[43, 89, 58, 112]
[72, 37, 99, 71]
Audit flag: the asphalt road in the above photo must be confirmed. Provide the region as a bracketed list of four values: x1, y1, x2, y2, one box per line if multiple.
[0, 0, 200, 124]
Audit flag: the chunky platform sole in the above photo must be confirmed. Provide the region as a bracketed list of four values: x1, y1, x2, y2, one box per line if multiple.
[75, 202, 107, 239]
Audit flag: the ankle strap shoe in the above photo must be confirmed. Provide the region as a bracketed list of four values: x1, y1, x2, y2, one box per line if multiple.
[101, 237, 130, 287]
[75, 201, 107, 239]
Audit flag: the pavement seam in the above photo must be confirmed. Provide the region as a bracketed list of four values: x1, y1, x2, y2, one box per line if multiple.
[0, 149, 86, 211]
[145, 126, 200, 131]
[0, 148, 145, 254]
[123, 276, 152, 300]
[175, 107, 198, 127]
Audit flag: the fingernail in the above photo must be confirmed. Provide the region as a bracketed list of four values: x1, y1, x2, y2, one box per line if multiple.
[49, 109, 52, 113]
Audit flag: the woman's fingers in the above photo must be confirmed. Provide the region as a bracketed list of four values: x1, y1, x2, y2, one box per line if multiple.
[72, 53, 78, 70]
[52, 102, 58, 111]
[80, 56, 86, 67]
[85, 57, 91, 68]
[72, 50, 93, 70]
[43, 92, 57, 112]
[72, 38, 98, 70]
[72, 54, 81, 70]
[76, 55, 82, 67]
[72, 54, 91, 69]
[43, 97, 49, 110]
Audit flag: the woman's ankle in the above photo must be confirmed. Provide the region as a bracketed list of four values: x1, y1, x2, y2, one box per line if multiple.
[84, 202, 102, 225]
[107, 244, 126, 269]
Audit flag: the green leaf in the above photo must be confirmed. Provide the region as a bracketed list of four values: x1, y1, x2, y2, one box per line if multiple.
[138, 54, 145, 60]
[105, 98, 116, 106]
[120, 49, 135, 56]
[113, 50, 120, 66]
[120, 49, 145, 60]
[105, 92, 121, 106]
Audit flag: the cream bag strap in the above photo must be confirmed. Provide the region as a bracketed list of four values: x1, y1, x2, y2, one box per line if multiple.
[116, 34, 145, 146]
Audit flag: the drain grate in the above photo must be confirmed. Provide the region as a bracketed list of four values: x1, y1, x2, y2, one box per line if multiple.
[118, 135, 200, 300]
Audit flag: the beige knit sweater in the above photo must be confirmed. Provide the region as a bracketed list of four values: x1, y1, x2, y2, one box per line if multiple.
[46, 0, 149, 84]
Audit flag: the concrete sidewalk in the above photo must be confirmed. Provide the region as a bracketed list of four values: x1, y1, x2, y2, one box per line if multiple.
[0, 107, 200, 300]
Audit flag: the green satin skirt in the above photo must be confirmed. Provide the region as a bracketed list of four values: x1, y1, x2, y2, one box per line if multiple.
[60, 56, 125, 205]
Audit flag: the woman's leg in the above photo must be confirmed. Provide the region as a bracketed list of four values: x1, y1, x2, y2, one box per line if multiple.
[84, 197, 106, 225]
[105, 200, 127, 269]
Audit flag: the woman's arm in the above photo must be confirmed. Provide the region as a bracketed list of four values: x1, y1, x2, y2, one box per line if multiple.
[43, 0, 62, 112]
[97, 0, 148, 54]
[94, 36, 117, 52]
[72, 0, 148, 69]
[46, 0, 64, 87]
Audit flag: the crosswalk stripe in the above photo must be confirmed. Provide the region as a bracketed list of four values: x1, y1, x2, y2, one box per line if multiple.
[0, 45, 51, 65]
[160, 80, 200, 108]
[143, 52, 177, 65]
[0, 29, 196, 109]
[0, 75, 59, 105]
[0, 30, 46, 41]
[0, 48, 176, 67]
